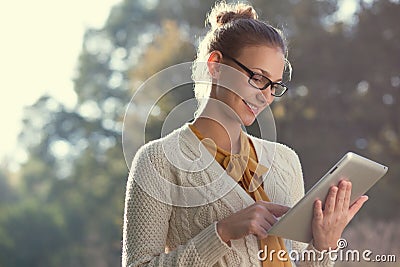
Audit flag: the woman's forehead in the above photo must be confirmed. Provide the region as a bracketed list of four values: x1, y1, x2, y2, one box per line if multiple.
[238, 46, 285, 77]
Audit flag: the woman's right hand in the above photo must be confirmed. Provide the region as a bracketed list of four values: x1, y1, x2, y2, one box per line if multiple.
[216, 201, 290, 244]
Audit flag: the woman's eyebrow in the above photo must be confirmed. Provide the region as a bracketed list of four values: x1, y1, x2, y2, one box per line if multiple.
[254, 67, 282, 82]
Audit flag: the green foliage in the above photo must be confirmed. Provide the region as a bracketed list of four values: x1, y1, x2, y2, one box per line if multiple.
[0, 0, 399, 266]
[0, 202, 68, 266]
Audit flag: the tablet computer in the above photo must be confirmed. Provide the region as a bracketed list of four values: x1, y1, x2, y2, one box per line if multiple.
[267, 152, 388, 243]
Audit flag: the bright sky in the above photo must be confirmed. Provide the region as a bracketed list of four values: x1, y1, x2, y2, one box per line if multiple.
[0, 0, 357, 170]
[0, 0, 121, 169]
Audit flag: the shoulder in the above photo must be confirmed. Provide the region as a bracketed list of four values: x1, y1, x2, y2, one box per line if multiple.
[130, 124, 194, 171]
[274, 142, 301, 164]
[127, 127, 185, 195]
[132, 129, 178, 165]
[131, 137, 164, 166]
[248, 134, 303, 180]
[249, 134, 301, 163]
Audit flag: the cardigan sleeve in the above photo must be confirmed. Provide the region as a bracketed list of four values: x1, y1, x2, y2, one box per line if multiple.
[122, 144, 232, 267]
[284, 146, 335, 267]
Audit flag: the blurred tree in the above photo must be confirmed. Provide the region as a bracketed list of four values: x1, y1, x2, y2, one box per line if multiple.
[0, 202, 68, 267]
[0, 170, 18, 204]
[1, 0, 399, 266]
[272, 0, 400, 219]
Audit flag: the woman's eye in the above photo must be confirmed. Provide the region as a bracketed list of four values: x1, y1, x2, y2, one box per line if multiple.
[252, 75, 264, 83]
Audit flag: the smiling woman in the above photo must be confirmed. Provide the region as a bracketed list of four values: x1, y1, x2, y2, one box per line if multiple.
[202, 45, 286, 129]
[122, 2, 368, 267]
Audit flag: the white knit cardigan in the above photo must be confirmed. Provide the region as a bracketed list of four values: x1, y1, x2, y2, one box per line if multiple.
[122, 123, 334, 267]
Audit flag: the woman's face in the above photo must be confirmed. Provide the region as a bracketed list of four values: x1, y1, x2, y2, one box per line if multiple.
[213, 45, 285, 126]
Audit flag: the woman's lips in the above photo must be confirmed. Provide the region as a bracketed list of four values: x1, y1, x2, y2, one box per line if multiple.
[242, 99, 259, 115]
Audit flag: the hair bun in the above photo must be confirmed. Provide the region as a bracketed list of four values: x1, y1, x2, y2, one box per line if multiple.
[208, 2, 258, 30]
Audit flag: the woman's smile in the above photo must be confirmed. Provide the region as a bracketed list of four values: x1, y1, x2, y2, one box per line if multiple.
[242, 99, 260, 116]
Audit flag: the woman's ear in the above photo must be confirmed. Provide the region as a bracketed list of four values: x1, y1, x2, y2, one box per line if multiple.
[207, 51, 223, 79]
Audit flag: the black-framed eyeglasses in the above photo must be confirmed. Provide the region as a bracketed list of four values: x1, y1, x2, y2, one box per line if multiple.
[222, 54, 289, 97]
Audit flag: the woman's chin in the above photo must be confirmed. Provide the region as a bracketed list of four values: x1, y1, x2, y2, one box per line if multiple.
[241, 114, 257, 127]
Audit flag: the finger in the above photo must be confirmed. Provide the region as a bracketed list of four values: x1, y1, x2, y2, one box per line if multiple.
[259, 219, 272, 232]
[348, 195, 368, 222]
[255, 224, 270, 240]
[334, 181, 347, 213]
[262, 210, 278, 226]
[324, 186, 338, 216]
[260, 201, 290, 217]
[343, 181, 352, 212]
[313, 199, 324, 223]
[250, 218, 271, 239]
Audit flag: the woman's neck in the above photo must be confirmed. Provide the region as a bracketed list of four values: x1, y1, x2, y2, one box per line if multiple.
[192, 108, 242, 154]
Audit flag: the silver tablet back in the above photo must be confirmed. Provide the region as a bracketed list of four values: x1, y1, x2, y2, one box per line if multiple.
[268, 152, 388, 243]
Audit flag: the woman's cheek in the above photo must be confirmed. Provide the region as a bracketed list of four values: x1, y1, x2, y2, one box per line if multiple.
[221, 71, 250, 97]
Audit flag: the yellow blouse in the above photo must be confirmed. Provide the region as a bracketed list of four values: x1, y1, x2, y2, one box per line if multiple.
[189, 124, 291, 267]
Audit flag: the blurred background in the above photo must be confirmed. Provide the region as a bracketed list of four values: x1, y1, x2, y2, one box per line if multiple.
[0, 0, 399, 266]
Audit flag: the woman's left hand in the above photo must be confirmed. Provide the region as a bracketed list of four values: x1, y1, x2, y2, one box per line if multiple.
[311, 180, 369, 251]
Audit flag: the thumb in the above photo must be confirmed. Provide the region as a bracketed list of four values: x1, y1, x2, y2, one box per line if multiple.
[348, 195, 368, 222]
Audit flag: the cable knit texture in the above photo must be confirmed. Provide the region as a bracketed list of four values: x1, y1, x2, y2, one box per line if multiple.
[122, 123, 335, 267]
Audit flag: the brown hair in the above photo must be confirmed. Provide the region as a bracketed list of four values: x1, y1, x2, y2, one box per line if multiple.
[192, 1, 290, 115]
[207, 2, 286, 57]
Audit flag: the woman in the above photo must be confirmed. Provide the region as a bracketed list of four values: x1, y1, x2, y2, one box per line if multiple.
[122, 2, 368, 266]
